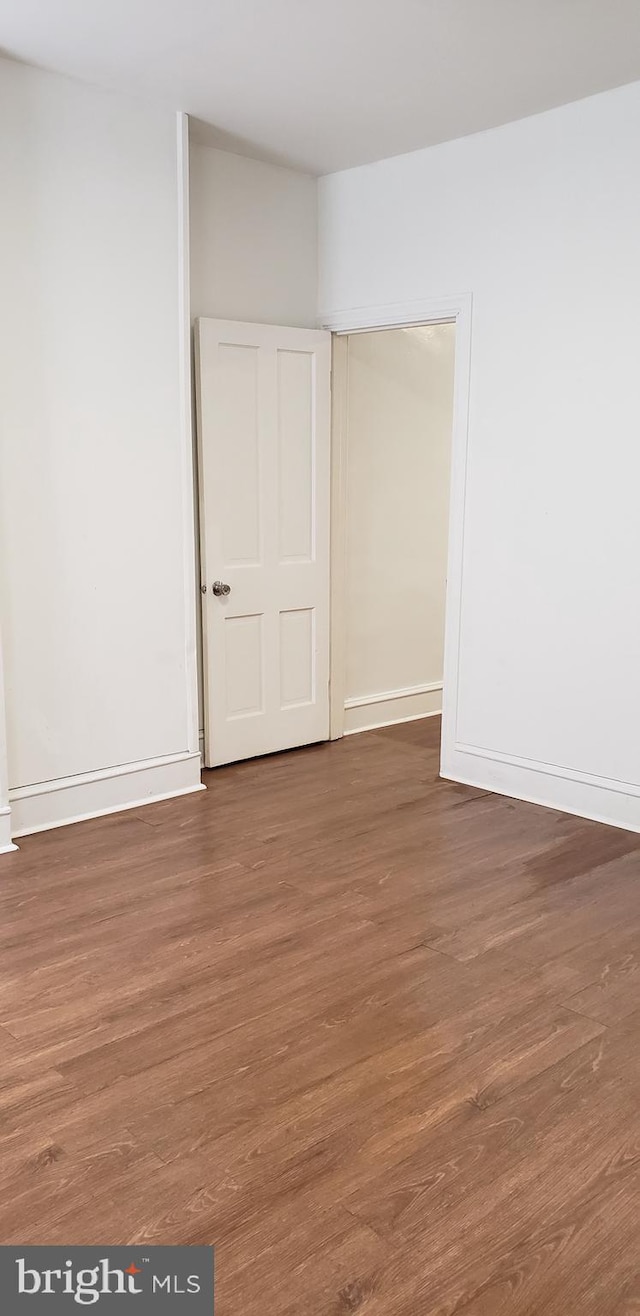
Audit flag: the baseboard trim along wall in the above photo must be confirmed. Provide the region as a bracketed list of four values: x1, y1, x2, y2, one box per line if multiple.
[0, 805, 18, 853]
[343, 681, 443, 736]
[441, 741, 640, 834]
[9, 750, 204, 838]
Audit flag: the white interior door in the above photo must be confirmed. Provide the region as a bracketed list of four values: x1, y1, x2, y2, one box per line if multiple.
[196, 318, 331, 768]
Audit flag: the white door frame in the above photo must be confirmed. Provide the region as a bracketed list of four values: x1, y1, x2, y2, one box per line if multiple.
[321, 294, 473, 777]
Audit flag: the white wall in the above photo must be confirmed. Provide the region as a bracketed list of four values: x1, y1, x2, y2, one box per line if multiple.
[343, 326, 454, 734]
[319, 81, 640, 830]
[0, 58, 201, 836]
[190, 143, 318, 327]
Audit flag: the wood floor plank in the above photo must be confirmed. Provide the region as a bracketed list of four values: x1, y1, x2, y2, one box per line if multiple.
[1, 716, 640, 1313]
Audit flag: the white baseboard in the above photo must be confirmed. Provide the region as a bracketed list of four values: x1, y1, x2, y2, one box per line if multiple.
[0, 806, 18, 853]
[442, 740, 640, 834]
[343, 681, 443, 736]
[9, 750, 204, 838]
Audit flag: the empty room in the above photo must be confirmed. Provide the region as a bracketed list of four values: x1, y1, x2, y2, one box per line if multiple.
[1, 1, 640, 1311]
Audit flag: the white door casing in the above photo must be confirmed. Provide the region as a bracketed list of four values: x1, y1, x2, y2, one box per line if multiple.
[196, 318, 331, 768]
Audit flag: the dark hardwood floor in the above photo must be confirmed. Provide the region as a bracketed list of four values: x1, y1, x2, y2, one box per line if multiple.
[2, 716, 640, 1313]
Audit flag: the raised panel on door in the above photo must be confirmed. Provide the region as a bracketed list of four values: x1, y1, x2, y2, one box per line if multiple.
[279, 607, 315, 709]
[217, 343, 262, 567]
[196, 319, 331, 768]
[277, 349, 314, 563]
[224, 614, 264, 718]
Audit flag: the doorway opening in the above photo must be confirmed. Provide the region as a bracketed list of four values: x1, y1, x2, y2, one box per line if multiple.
[327, 295, 471, 779]
[330, 321, 454, 759]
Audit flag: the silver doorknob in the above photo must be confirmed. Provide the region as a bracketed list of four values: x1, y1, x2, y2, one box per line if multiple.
[212, 580, 231, 597]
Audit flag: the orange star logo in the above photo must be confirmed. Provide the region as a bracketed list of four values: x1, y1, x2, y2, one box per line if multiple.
[125, 1264, 142, 1276]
